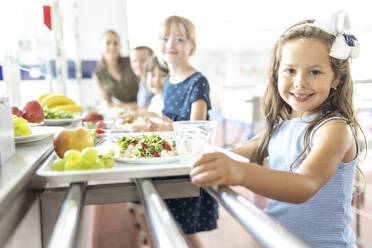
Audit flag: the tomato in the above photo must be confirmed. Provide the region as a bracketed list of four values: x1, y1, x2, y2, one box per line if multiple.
[94, 128, 105, 134]
[140, 142, 147, 149]
[153, 152, 160, 157]
[163, 141, 172, 151]
[130, 142, 137, 147]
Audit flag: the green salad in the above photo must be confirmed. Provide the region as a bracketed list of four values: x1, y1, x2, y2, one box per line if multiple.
[116, 133, 177, 158]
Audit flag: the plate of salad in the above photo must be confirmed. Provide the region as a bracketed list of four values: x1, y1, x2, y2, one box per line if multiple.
[113, 133, 178, 164]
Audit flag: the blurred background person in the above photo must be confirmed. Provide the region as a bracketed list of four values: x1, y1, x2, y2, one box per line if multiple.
[145, 56, 168, 117]
[94, 30, 139, 108]
[130, 46, 154, 108]
[129, 56, 169, 132]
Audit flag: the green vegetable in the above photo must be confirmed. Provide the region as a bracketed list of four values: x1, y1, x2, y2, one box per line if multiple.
[44, 108, 73, 119]
[116, 133, 175, 158]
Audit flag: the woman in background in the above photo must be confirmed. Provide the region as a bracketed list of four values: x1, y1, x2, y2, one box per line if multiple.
[94, 30, 139, 108]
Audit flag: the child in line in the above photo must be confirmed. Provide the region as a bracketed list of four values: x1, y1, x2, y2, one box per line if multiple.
[129, 56, 169, 132]
[126, 56, 170, 241]
[190, 10, 364, 248]
[130, 46, 154, 108]
[145, 56, 168, 117]
[151, 16, 219, 248]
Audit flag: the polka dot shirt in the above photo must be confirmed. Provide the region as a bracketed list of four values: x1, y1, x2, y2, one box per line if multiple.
[159, 72, 219, 234]
[162, 72, 211, 121]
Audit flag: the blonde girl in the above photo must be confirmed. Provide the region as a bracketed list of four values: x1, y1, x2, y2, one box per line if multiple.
[154, 16, 218, 248]
[190, 10, 364, 248]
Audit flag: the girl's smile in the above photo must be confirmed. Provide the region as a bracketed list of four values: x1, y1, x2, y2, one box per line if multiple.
[289, 92, 315, 102]
[278, 38, 339, 117]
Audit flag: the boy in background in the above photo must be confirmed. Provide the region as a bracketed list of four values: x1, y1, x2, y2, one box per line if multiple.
[130, 46, 154, 108]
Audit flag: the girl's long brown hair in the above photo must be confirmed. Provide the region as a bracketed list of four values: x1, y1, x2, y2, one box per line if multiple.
[253, 20, 366, 172]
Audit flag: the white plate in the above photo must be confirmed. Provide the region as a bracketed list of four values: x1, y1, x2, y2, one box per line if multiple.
[29, 122, 44, 127]
[112, 131, 178, 164]
[113, 156, 179, 164]
[14, 126, 64, 144]
[43, 117, 82, 125]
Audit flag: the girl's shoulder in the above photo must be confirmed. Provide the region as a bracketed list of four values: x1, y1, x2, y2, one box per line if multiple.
[308, 113, 353, 148]
[311, 113, 349, 134]
[187, 72, 209, 85]
[272, 113, 349, 136]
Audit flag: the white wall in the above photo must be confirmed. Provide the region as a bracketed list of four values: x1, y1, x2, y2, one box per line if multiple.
[75, 0, 130, 59]
[126, 0, 372, 81]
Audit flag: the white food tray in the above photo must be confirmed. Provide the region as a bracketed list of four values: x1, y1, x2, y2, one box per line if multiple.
[36, 132, 189, 183]
[36, 153, 189, 184]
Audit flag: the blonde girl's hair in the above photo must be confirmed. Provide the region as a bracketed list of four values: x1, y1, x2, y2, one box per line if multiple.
[145, 56, 169, 78]
[97, 30, 126, 71]
[254, 20, 367, 173]
[159, 15, 197, 51]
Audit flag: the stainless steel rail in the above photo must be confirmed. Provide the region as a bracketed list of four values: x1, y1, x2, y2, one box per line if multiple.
[47, 182, 86, 248]
[135, 178, 190, 248]
[205, 186, 310, 248]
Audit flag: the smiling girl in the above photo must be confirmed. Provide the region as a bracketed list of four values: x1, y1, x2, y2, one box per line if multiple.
[190, 10, 365, 248]
[152, 16, 218, 248]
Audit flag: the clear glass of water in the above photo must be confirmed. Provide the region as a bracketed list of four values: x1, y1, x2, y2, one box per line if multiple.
[173, 121, 217, 165]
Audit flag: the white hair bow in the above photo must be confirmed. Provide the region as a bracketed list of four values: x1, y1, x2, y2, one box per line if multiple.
[312, 10, 360, 59]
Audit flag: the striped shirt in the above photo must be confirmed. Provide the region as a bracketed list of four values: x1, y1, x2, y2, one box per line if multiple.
[265, 114, 357, 248]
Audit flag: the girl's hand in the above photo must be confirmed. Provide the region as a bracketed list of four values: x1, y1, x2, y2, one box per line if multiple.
[190, 152, 242, 187]
[147, 115, 173, 131]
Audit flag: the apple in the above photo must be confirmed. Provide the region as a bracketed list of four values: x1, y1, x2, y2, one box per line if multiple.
[96, 120, 107, 129]
[54, 128, 94, 158]
[22, 100, 44, 123]
[12, 106, 23, 117]
[82, 112, 103, 122]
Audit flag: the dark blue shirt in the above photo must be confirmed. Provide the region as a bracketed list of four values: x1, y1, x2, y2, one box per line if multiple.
[162, 72, 211, 121]
[159, 71, 218, 234]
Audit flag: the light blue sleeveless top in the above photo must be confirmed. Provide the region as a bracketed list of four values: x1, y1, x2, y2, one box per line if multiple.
[265, 114, 357, 248]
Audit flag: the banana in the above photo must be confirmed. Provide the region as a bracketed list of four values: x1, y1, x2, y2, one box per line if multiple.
[50, 104, 84, 113]
[41, 95, 76, 108]
[37, 93, 51, 103]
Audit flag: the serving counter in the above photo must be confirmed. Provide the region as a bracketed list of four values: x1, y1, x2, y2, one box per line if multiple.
[0, 126, 309, 248]
[0, 129, 200, 247]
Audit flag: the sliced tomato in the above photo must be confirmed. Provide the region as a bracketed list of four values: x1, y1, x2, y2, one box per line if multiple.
[163, 141, 172, 151]
[153, 152, 160, 157]
[130, 142, 137, 147]
[94, 128, 105, 134]
[140, 142, 147, 149]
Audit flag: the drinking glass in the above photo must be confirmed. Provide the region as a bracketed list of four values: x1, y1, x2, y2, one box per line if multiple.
[173, 121, 217, 165]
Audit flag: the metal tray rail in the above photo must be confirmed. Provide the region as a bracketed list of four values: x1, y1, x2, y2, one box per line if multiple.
[47, 182, 86, 248]
[135, 178, 190, 248]
[205, 186, 310, 248]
